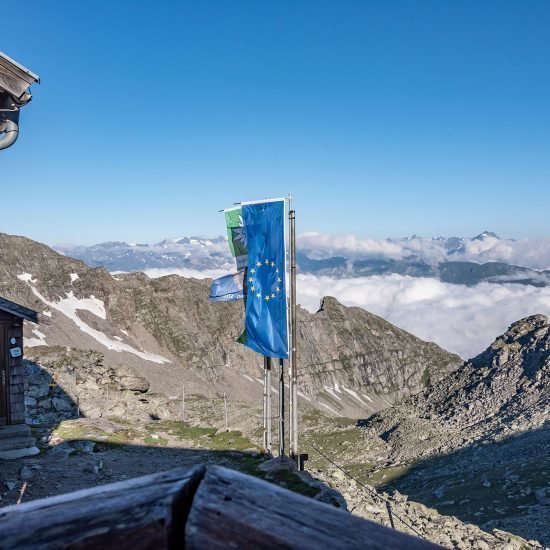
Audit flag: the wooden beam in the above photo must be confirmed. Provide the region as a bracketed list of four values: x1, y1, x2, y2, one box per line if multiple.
[0, 466, 205, 549]
[0, 464, 441, 549]
[185, 466, 441, 550]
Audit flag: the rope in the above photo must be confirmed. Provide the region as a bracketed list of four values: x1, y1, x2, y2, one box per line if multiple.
[306, 442, 428, 541]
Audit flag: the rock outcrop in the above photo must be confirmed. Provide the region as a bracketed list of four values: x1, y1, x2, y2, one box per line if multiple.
[353, 316, 549, 546]
[313, 469, 543, 549]
[364, 315, 549, 461]
[24, 347, 179, 425]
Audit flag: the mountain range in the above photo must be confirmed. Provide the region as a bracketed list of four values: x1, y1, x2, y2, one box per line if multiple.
[0, 232, 460, 419]
[54, 232, 550, 287]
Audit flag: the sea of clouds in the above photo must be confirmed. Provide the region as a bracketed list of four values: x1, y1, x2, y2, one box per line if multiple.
[296, 274, 550, 359]
[122, 231, 550, 361]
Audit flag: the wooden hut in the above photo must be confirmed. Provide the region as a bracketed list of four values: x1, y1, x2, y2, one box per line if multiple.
[0, 296, 39, 459]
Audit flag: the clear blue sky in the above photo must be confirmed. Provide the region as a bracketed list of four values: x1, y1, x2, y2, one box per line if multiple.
[2, 1, 549, 245]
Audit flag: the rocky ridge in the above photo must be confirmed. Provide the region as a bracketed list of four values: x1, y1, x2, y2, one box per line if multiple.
[346, 315, 550, 546]
[364, 315, 549, 462]
[0, 232, 461, 418]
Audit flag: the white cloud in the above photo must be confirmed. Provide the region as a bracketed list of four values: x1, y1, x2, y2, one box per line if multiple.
[461, 237, 550, 269]
[297, 274, 550, 359]
[298, 232, 406, 259]
[297, 234, 550, 270]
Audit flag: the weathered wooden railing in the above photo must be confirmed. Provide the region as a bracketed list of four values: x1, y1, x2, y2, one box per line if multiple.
[0, 465, 441, 549]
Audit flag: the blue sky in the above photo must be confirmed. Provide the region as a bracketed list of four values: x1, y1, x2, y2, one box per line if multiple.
[2, 1, 549, 245]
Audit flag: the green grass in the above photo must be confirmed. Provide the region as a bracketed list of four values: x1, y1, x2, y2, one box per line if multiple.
[303, 426, 364, 456]
[207, 430, 255, 451]
[236, 456, 319, 498]
[54, 420, 140, 447]
[144, 420, 259, 451]
[143, 434, 168, 446]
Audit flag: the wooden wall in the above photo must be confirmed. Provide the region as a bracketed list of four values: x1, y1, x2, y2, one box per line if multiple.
[0, 311, 25, 425]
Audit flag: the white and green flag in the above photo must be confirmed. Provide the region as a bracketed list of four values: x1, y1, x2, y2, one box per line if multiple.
[225, 207, 248, 270]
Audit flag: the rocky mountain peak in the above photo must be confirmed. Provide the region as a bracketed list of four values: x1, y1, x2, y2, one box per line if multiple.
[472, 314, 549, 375]
[473, 230, 500, 240]
[317, 295, 345, 313]
[364, 313, 549, 462]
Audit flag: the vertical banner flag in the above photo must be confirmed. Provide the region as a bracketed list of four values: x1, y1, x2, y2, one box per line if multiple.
[239, 199, 289, 359]
[209, 207, 248, 301]
[225, 207, 248, 270]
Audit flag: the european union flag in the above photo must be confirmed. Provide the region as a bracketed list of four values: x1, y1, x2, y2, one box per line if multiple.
[240, 199, 289, 359]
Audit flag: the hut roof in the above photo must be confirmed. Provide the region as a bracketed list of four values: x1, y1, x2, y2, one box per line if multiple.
[0, 296, 38, 322]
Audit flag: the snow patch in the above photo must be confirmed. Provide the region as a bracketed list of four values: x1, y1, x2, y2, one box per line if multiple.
[297, 391, 311, 401]
[342, 386, 373, 409]
[42, 310, 52, 318]
[55, 291, 107, 320]
[319, 402, 342, 416]
[324, 386, 342, 401]
[24, 328, 48, 347]
[24, 284, 169, 364]
[17, 273, 36, 283]
[70, 273, 79, 283]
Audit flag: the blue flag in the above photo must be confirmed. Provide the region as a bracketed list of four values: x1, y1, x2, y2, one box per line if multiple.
[240, 199, 289, 359]
[209, 272, 245, 302]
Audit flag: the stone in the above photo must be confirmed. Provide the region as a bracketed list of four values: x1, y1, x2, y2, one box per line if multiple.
[242, 448, 261, 457]
[534, 487, 550, 505]
[0, 447, 40, 460]
[480, 474, 492, 488]
[330, 468, 346, 482]
[18, 466, 33, 481]
[24, 396, 37, 407]
[53, 396, 74, 413]
[257, 456, 297, 474]
[71, 440, 96, 454]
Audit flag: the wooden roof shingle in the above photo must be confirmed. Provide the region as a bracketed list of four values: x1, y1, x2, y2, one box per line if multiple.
[0, 296, 38, 322]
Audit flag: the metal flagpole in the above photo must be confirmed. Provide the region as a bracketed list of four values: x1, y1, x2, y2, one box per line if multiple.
[289, 204, 298, 464]
[262, 356, 268, 451]
[278, 358, 285, 457]
[266, 357, 272, 455]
